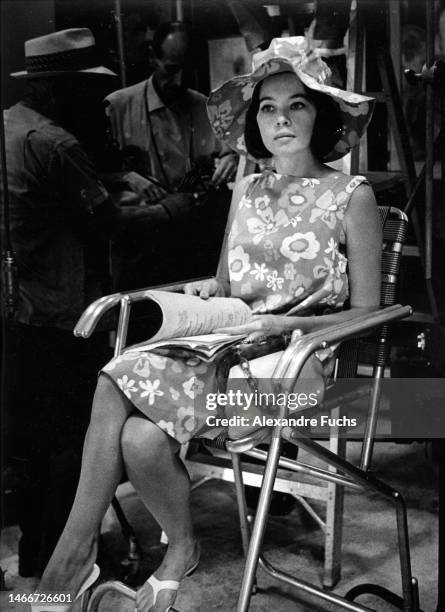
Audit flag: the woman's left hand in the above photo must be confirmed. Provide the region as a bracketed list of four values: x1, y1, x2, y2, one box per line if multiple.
[214, 314, 304, 342]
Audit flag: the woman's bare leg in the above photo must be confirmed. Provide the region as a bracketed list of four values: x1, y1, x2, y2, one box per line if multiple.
[121, 415, 197, 612]
[39, 374, 133, 596]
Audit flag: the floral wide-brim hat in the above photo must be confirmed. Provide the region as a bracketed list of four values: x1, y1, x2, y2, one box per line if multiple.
[207, 37, 375, 162]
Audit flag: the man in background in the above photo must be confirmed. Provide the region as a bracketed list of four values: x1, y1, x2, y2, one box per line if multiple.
[1, 27, 194, 576]
[106, 20, 237, 195]
[105, 21, 238, 287]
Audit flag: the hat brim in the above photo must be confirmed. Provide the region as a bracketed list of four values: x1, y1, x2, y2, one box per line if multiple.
[207, 57, 375, 162]
[11, 66, 118, 79]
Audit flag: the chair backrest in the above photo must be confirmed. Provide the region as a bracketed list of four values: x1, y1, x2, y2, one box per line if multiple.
[336, 205, 408, 378]
[328, 205, 408, 470]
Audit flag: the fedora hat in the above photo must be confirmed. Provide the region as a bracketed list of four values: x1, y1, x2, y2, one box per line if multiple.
[207, 36, 375, 162]
[11, 28, 117, 79]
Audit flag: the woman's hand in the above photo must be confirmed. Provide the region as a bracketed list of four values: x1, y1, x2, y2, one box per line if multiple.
[214, 314, 307, 341]
[183, 278, 228, 299]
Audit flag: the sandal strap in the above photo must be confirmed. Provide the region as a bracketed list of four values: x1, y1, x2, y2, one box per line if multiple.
[31, 564, 100, 612]
[77, 564, 100, 600]
[145, 575, 180, 601]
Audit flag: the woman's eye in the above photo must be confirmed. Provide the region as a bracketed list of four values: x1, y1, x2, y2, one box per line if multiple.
[290, 101, 305, 110]
[259, 104, 275, 113]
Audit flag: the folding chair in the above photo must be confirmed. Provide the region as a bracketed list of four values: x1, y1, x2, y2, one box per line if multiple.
[74, 206, 413, 611]
[225, 206, 420, 611]
[184, 205, 411, 590]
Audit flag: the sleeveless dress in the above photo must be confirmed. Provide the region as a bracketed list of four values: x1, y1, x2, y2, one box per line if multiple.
[102, 171, 368, 443]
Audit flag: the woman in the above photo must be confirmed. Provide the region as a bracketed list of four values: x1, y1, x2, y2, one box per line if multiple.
[37, 37, 380, 612]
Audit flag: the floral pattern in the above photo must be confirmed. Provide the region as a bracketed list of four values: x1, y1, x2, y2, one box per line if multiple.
[104, 349, 216, 444]
[228, 245, 251, 281]
[103, 171, 368, 444]
[228, 171, 367, 316]
[117, 375, 137, 399]
[139, 379, 163, 405]
[245, 207, 289, 245]
[280, 231, 320, 262]
[206, 37, 375, 162]
[206, 99, 234, 140]
[309, 189, 347, 229]
[183, 376, 205, 399]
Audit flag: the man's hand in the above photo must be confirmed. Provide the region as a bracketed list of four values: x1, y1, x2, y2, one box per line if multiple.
[122, 171, 167, 204]
[211, 154, 238, 186]
[183, 278, 228, 299]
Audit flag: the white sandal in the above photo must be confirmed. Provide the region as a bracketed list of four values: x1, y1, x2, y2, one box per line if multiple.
[142, 575, 180, 612]
[31, 564, 100, 612]
[138, 543, 200, 612]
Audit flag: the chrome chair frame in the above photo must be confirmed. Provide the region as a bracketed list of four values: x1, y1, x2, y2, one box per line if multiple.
[74, 208, 414, 611]
[83, 307, 413, 612]
[228, 304, 418, 612]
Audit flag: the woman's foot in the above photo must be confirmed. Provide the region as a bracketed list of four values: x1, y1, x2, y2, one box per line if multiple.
[38, 537, 97, 601]
[136, 539, 199, 612]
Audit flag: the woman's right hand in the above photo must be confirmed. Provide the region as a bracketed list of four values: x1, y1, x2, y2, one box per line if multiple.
[183, 278, 227, 299]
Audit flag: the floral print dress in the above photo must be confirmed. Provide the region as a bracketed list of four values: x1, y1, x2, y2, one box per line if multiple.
[102, 170, 368, 443]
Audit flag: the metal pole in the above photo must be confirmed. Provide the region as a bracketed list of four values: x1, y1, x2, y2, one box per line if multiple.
[0, 44, 17, 319]
[236, 434, 283, 611]
[176, 0, 184, 22]
[348, 3, 364, 175]
[425, 0, 434, 283]
[0, 104, 11, 247]
[113, 0, 127, 88]
[437, 442, 445, 611]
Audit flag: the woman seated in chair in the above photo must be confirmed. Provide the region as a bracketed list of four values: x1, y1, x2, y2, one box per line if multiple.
[38, 37, 381, 612]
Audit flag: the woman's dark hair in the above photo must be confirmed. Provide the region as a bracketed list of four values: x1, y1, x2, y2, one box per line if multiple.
[244, 74, 344, 161]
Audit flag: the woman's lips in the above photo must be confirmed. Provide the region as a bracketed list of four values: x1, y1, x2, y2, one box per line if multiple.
[274, 133, 295, 140]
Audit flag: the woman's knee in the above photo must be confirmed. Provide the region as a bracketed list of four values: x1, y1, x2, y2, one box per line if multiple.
[121, 416, 176, 466]
[90, 374, 128, 423]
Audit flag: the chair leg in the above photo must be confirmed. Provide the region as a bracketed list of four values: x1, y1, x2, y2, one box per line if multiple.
[236, 434, 283, 612]
[111, 496, 141, 578]
[86, 581, 136, 612]
[395, 492, 420, 611]
[231, 452, 251, 557]
[287, 432, 419, 612]
[324, 475, 345, 589]
[324, 407, 346, 589]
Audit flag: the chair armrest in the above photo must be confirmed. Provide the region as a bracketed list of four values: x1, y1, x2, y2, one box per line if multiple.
[74, 277, 212, 339]
[231, 304, 412, 424]
[231, 305, 412, 386]
[273, 304, 412, 385]
[226, 304, 412, 454]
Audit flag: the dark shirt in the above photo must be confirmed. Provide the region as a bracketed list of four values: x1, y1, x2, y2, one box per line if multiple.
[2, 102, 111, 330]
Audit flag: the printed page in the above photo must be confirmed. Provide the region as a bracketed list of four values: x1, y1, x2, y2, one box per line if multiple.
[144, 290, 252, 343]
[169, 332, 247, 348]
[143, 333, 247, 361]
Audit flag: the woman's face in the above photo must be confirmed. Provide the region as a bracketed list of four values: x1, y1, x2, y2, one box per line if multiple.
[256, 72, 317, 158]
